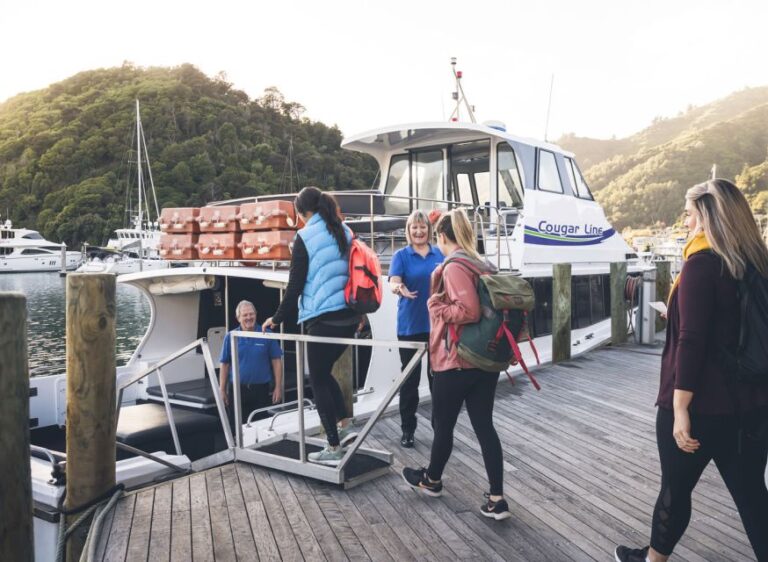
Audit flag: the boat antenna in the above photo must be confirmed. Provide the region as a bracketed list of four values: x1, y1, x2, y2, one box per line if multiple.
[449, 57, 476, 123]
[544, 74, 554, 142]
[711, 163, 717, 180]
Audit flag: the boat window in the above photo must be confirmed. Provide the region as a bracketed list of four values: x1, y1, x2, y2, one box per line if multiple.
[384, 154, 410, 215]
[0, 231, 11, 239]
[450, 140, 490, 209]
[413, 150, 445, 210]
[0, 247, 11, 255]
[22, 232, 44, 240]
[497, 143, 524, 208]
[21, 248, 48, 255]
[455, 173, 473, 206]
[537, 150, 563, 193]
[565, 157, 594, 200]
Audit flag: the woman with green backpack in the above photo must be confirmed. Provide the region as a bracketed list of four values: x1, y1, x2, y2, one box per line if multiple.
[401, 208, 512, 521]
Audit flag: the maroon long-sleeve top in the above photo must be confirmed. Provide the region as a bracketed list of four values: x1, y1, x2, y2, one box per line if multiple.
[657, 251, 768, 414]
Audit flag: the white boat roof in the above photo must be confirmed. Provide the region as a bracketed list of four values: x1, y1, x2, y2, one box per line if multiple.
[341, 121, 573, 158]
[118, 265, 289, 286]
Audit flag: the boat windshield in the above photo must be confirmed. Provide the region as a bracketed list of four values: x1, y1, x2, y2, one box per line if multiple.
[22, 232, 44, 240]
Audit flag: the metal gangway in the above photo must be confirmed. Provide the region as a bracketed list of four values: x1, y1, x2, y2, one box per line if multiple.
[114, 331, 426, 488]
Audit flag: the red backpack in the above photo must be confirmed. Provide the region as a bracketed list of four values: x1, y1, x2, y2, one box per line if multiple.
[344, 235, 382, 314]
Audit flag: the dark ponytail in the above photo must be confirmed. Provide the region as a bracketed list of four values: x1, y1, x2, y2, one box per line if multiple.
[295, 186, 348, 254]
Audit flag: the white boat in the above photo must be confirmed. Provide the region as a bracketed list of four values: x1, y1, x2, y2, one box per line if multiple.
[27, 87, 651, 555]
[76, 247, 170, 275]
[0, 218, 80, 273]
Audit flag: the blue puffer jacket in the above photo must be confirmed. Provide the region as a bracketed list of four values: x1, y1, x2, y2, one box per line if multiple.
[297, 213, 352, 323]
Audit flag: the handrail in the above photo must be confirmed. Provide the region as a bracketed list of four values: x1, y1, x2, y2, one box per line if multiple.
[114, 337, 235, 466]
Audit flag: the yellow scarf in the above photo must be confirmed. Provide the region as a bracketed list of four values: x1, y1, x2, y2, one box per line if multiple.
[668, 232, 712, 302]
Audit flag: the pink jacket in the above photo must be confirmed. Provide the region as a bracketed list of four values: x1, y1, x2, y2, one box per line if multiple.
[427, 251, 493, 372]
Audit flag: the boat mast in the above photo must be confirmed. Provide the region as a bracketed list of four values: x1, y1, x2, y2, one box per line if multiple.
[449, 57, 476, 123]
[136, 99, 144, 269]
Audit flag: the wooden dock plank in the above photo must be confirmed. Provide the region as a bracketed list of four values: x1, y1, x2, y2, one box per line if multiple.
[235, 462, 282, 560]
[94, 489, 119, 562]
[189, 472, 214, 562]
[270, 471, 328, 561]
[102, 493, 136, 562]
[220, 463, 258, 561]
[125, 488, 155, 561]
[205, 468, 237, 561]
[250, 466, 304, 561]
[170, 477, 192, 562]
[97, 343, 759, 561]
[148, 481, 172, 561]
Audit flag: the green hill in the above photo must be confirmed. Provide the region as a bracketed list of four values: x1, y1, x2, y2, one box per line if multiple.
[0, 63, 377, 246]
[558, 87, 768, 230]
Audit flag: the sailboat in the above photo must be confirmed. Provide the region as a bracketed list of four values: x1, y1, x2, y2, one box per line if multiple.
[77, 100, 170, 274]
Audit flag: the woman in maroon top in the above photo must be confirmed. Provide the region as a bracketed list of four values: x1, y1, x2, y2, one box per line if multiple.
[616, 179, 768, 562]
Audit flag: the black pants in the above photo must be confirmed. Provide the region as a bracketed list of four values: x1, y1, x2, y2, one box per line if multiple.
[307, 322, 356, 447]
[427, 369, 504, 496]
[651, 407, 768, 559]
[227, 382, 271, 431]
[398, 333, 432, 433]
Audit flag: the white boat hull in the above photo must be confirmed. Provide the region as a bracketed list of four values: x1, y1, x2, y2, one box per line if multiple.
[0, 252, 80, 273]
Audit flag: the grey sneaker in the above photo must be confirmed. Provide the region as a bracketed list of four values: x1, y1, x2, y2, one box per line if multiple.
[338, 425, 358, 447]
[308, 445, 344, 466]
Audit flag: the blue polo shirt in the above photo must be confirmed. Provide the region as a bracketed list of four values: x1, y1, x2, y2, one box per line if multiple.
[390, 244, 444, 336]
[219, 327, 282, 384]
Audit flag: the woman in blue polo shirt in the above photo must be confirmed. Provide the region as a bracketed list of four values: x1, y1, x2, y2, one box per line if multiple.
[389, 209, 444, 447]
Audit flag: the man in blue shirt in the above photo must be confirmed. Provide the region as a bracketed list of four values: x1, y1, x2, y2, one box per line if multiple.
[219, 300, 283, 426]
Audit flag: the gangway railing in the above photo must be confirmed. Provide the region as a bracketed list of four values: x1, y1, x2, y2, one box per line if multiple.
[230, 330, 427, 488]
[114, 337, 234, 468]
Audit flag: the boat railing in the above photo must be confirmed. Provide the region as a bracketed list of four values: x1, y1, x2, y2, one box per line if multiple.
[115, 337, 234, 468]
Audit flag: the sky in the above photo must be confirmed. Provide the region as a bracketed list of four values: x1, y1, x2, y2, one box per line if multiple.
[2, 0, 768, 141]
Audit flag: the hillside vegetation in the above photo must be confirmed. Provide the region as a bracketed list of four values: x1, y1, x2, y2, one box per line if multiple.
[0, 64, 377, 245]
[559, 86, 768, 230]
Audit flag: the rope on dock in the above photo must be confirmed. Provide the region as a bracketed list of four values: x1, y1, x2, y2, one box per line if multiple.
[55, 485, 125, 562]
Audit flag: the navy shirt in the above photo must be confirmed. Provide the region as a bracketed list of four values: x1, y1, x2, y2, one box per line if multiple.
[390, 244, 444, 336]
[219, 327, 282, 385]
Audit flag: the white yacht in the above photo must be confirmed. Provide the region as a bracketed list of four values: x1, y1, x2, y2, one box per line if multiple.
[0, 219, 80, 273]
[27, 115, 649, 556]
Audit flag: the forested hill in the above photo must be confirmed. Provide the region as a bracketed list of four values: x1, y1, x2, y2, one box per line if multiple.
[0, 64, 378, 246]
[558, 86, 768, 231]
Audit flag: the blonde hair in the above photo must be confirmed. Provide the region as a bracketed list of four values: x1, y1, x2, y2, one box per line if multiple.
[687, 179, 768, 279]
[405, 209, 433, 246]
[435, 208, 482, 261]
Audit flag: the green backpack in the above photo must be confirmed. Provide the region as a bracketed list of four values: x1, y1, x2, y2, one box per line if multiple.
[439, 257, 541, 389]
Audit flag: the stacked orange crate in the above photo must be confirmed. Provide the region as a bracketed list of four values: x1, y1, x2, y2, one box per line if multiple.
[158, 208, 200, 260]
[238, 201, 299, 262]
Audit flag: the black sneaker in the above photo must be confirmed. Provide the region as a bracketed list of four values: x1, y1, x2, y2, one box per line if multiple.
[614, 545, 649, 562]
[480, 493, 512, 520]
[401, 467, 443, 497]
[400, 431, 414, 448]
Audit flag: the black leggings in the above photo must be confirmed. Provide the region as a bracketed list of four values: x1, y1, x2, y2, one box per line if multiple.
[427, 369, 504, 496]
[398, 333, 432, 433]
[306, 322, 357, 447]
[652, 407, 768, 559]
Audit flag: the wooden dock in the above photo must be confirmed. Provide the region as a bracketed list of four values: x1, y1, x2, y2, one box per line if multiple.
[94, 343, 757, 561]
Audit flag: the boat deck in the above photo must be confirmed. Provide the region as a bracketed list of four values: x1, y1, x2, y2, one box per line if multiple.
[94, 343, 757, 561]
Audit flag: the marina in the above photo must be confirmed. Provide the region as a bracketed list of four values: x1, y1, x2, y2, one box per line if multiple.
[93, 343, 758, 562]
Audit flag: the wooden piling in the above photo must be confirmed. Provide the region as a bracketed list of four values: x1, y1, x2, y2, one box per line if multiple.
[655, 260, 671, 332]
[65, 274, 117, 562]
[0, 293, 34, 562]
[610, 262, 628, 345]
[552, 263, 572, 363]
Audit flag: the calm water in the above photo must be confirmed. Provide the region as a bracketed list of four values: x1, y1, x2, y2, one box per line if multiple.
[0, 272, 150, 376]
